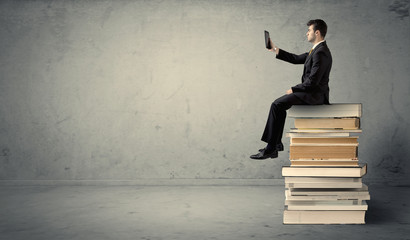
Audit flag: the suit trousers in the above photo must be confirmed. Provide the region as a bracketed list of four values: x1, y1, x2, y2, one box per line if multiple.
[261, 93, 306, 145]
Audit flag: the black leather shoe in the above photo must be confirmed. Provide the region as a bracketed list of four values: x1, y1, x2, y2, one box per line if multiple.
[259, 143, 284, 152]
[250, 149, 278, 160]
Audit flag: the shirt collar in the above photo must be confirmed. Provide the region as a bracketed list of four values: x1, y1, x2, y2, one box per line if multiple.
[312, 40, 325, 50]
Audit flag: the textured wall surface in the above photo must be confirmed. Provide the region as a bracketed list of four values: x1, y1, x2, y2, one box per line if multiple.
[0, 0, 409, 182]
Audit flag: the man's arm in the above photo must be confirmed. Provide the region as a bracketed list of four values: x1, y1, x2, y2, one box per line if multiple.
[267, 39, 307, 63]
[276, 49, 308, 65]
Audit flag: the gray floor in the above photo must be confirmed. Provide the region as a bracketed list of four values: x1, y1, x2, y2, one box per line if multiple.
[0, 184, 409, 240]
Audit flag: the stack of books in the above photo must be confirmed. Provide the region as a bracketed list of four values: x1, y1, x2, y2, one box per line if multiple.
[282, 103, 370, 224]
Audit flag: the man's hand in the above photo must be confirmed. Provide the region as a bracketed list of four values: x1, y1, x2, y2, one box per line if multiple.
[268, 39, 279, 54]
[286, 89, 293, 95]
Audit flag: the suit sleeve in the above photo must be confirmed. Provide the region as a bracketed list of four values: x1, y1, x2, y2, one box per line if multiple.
[276, 49, 308, 64]
[291, 50, 328, 92]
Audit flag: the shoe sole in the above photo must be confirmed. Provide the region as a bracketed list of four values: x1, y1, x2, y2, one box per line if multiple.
[250, 153, 278, 160]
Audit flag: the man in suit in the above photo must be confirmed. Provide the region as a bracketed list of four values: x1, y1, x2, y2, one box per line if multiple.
[250, 19, 332, 160]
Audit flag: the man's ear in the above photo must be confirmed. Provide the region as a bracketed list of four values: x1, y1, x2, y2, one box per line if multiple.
[315, 30, 323, 39]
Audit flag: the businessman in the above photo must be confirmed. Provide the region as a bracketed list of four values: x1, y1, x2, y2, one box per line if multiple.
[250, 19, 332, 160]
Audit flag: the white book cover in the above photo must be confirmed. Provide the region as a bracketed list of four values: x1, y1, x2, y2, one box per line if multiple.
[285, 176, 362, 188]
[289, 128, 362, 133]
[285, 177, 362, 183]
[282, 164, 367, 177]
[283, 210, 366, 224]
[285, 190, 371, 201]
[285, 200, 368, 211]
[289, 185, 370, 199]
[290, 143, 359, 146]
[286, 132, 353, 138]
[288, 103, 362, 118]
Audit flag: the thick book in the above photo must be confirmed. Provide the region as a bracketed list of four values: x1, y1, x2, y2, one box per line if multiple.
[288, 103, 362, 118]
[294, 118, 360, 129]
[283, 210, 366, 224]
[285, 177, 363, 189]
[289, 145, 358, 160]
[281, 164, 367, 177]
[285, 200, 368, 211]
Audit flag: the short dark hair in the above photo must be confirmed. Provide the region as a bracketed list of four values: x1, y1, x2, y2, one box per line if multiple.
[307, 19, 327, 38]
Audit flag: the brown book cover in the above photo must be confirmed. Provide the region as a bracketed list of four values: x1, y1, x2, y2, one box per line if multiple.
[294, 118, 360, 129]
[290, 145, 358, 160]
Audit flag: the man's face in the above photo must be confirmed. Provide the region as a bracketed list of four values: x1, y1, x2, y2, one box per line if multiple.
[306, 25, 316, 43]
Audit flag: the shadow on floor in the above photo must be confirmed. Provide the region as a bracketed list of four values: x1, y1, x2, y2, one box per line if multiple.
[366, 185, 410, 225]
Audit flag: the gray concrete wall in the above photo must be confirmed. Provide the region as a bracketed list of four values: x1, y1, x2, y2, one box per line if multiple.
[0, 0, 409, 183]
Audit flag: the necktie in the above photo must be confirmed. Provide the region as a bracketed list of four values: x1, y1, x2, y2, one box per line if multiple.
[308, 48, 313, 55]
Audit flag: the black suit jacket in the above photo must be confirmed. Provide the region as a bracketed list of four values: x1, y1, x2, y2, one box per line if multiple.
[276, 41, 332, 105]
